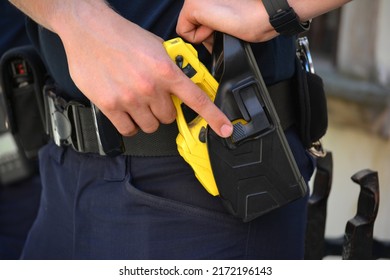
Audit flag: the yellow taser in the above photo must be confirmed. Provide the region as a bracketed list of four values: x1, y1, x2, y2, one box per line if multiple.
[163, 38, 219, 196]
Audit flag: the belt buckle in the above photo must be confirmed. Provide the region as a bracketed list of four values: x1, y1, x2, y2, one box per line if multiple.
[44, 86, 72, 147]
[44, 86, 86, 153]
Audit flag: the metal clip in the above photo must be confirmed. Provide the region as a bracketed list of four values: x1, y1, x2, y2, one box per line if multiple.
[297, 36, 315, 74]
[309, 140, 327, 158]
[44, 86, 72, 147]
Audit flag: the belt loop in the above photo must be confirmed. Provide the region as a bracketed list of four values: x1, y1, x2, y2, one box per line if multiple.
[65, 101, 87, 153]
[90, 103, 124, 156]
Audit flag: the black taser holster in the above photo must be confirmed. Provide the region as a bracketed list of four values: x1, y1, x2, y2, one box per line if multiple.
[207, 33, 308, 222]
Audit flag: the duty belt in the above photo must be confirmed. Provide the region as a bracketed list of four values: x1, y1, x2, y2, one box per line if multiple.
[43, 80, 296, 157]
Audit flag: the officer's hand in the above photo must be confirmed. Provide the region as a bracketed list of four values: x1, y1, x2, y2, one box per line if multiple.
[176, 0, 277, 44]
[57, 4, 233, 138]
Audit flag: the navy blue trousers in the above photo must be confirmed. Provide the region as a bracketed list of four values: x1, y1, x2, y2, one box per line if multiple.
[0, 175, 41, 259]
[21, 128, 314, 260]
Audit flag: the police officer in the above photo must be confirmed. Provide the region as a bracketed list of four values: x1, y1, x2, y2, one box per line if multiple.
[9, 0, 350, 259]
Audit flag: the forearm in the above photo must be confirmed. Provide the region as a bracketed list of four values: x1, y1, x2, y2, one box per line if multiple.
[8, 0, 148, 63]
[8, 0, 111, 36]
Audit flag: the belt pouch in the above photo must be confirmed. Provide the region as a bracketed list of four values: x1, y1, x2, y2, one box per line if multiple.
[0, 46, 48, 159]
[294, 58, 328, 149]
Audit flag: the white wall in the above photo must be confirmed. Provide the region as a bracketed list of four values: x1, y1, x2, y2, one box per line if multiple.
[376, 0, 390, 87]
[337, 0, 379, 80]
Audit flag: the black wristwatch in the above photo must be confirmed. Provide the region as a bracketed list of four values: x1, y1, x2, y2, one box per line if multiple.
[262, 0, 310, 36]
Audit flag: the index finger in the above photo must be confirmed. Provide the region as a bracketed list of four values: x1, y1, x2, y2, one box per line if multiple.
[172, 77, 233, 138]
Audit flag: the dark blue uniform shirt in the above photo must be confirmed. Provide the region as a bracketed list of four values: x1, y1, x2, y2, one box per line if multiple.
[0, 3, 30, 56]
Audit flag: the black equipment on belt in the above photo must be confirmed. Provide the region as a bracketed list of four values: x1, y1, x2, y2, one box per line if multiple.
[206, 33, 308, 221]
[0, 46, 47, 185]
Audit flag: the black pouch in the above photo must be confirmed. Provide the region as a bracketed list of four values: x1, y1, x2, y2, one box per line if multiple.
[294, 57, 328, 149]
[0, 45, 48, 159]
[0, 46, 48, 184]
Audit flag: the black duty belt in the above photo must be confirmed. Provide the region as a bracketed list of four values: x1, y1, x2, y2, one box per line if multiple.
[44, 79, 296, 157]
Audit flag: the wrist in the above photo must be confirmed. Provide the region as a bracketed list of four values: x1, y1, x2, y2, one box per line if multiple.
[243, 1, 278, 42]
[52, 1, 112, 40]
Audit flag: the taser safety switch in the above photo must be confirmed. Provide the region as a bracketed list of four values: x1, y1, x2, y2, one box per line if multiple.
[164, 34, 308, 222]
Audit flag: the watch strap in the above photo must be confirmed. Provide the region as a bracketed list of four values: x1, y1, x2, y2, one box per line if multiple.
[263, 0, 291, 15]
[262, 0, 310, 36]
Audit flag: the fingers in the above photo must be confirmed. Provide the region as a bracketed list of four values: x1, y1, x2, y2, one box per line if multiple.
[129, 98, 176, 133]
[107, 110, 139, 136]
[105, 92, 177, 136]
[149, 96, 177, 125]
[106, 76, 232, 139]
[202, 35, 214, 53]
[176, 18, 214, 44]
[86, 34, 231, 138]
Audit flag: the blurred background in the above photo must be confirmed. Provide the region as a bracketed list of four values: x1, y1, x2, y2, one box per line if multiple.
[306, 0, 390, 244]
